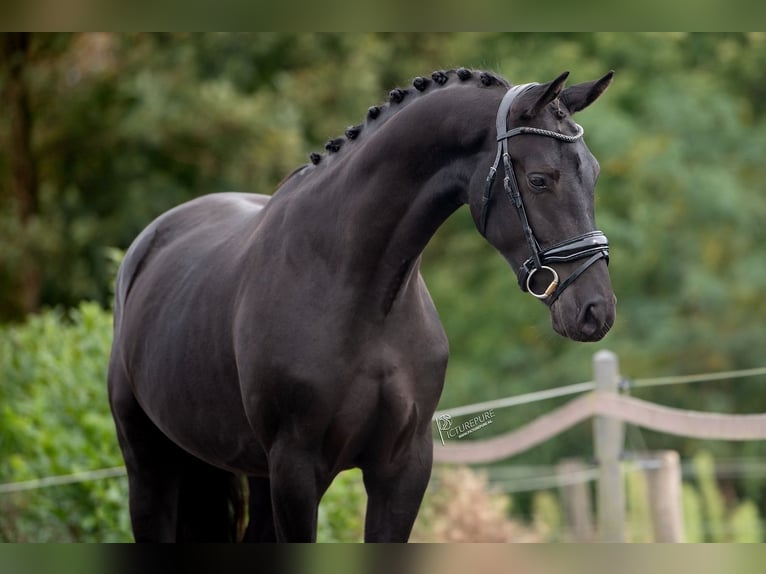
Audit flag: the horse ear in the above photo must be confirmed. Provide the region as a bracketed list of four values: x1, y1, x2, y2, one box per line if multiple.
[561, 70, 615, 114]
[517, 71, 570, 119]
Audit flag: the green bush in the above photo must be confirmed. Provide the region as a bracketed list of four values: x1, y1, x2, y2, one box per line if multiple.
[687, 451, 764, 543]
[0, 302, 130, 542]
[681, 482, 705, 543]
[316, 468, 366, 542]
[624, 463, 652, 543]
[729, 500, 763, 543]
[693, 450, 728, 542]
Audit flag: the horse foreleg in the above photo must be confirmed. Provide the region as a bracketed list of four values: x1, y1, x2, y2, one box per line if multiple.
[267, 441, 325, 542]
[361, 435, 433, 542]
[241, 476, 277, 542]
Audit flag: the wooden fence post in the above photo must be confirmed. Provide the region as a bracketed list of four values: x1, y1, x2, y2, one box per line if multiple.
[593, 349, 625, 542]
[557, 458, 595, 541]
[644, 450, 685, 542]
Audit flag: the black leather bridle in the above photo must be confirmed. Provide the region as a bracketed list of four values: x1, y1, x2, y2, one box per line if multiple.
[480, 83, 610, 305]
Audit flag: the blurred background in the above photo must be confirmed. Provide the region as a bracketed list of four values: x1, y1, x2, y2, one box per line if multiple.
[2, 32, 766, 542]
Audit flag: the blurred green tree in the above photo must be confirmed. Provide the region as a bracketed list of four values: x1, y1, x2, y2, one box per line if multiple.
[2, 33, 766, 527]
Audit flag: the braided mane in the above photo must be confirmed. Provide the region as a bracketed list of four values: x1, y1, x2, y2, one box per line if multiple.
[308, 68, 508, 165]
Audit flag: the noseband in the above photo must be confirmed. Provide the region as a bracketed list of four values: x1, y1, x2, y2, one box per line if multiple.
[480, 83, 610, 305]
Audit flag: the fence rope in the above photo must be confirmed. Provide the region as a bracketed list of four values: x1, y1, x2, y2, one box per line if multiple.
[434, 365, 766, 419]
[4, 365, 766, 494]
[629, 365, 766, 389]
[488, 467, 600, 494]
[483, 461, 663, 494]
[0, 466, 126, 495]
[434, 380, 596, 419]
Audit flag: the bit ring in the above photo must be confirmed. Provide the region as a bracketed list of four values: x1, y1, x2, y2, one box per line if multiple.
[526, 266, 559, 299]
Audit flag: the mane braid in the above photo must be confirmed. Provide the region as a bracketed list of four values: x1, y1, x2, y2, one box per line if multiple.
[325, 137, 345, 153]
[389, 88, 408, 104]
[456, 67, 472, 81]
[345, 125, 362, 139]
[307, 68, 507, 166]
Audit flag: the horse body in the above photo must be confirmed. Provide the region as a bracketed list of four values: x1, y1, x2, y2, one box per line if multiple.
[109, 69, 615, 542]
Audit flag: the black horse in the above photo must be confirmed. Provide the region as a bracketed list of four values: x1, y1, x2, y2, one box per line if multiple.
[108, 68, 615, 542]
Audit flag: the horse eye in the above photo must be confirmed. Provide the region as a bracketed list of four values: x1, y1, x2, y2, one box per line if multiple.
[528, 174, 548, 190]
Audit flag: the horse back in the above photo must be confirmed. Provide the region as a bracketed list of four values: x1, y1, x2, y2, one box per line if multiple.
[114, 192, 268, 323]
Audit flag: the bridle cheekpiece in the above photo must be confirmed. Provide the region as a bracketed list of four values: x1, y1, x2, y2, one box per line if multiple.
[480, 83, 610, 305]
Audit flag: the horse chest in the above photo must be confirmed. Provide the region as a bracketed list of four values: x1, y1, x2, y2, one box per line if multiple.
[237, 305, 447, 444]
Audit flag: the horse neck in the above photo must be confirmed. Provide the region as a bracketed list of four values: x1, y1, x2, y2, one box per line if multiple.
[275, 85, 503, 314]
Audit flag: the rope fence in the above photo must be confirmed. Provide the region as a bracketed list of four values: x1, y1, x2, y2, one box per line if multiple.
[2, 360, 765, 495]
[434, 380, 596, 419]
[434, 363, 766, 419]
[0, 466, 126, 495]
[629, 365, 766, 389]
[432, 351, 766, 542]
[478, 457, 766, 495]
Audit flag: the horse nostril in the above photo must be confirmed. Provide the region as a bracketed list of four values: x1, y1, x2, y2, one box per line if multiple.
[578, 299, 606, 335]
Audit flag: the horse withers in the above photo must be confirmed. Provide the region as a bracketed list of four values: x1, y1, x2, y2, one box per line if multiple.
[108, 68, 615, 542]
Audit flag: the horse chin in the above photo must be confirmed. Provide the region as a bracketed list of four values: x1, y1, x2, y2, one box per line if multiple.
[550, 293, 616, 342]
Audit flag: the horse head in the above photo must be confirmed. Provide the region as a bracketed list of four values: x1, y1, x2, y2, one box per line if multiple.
[470, 71, 616, 342]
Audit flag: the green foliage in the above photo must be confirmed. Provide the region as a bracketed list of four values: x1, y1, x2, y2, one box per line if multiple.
[624, 464, 652, 542]
[531, 490, 563, 542]
[0, 302, 130, 541]
[693, 451, 728, 542]
[316, 468, 366, 543]
[729, 500, 763, 543]
[3, 33, 766, 540]
[681, 482, 705, 543]
[681, 450, 765, 542]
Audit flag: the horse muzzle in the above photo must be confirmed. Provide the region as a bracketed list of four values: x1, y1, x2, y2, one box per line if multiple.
[549, 265, 616, 342]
